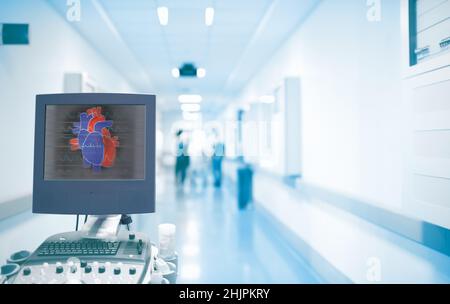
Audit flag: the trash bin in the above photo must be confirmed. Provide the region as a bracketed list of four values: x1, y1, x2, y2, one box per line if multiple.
[237, 165, 253, 209]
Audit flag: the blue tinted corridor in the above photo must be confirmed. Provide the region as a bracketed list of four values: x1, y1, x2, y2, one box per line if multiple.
[136, 172, 322, 284]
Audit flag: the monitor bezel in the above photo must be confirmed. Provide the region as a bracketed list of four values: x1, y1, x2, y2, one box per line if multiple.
[33, 93, 156, 215]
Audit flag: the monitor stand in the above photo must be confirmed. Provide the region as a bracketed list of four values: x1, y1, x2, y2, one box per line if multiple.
[80, 215, 121, 239]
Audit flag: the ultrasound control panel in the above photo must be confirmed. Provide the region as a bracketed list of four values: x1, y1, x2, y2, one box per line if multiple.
[8, 231, 151, 284]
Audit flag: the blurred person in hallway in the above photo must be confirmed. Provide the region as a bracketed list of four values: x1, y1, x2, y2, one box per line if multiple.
[175, 130, 190, 186]
[211, 130, 225, 188]
[189, 129, 209, 191]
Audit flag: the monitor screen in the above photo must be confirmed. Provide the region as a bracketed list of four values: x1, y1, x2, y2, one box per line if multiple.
[33, 94, 155, 215]
[44, 105, 146, 180]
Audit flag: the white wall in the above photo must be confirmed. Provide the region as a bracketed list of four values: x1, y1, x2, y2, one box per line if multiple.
[0, 0, 135, 262]
[235, 0, 404, 212]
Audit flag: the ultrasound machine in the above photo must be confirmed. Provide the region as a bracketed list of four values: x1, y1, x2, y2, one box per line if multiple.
[1, 93, 176, 284]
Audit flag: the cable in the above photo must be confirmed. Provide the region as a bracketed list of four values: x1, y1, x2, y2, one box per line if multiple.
[120, 214, 132, 231]
[75, 214, 79, 231]
[84, 215, 88, 223]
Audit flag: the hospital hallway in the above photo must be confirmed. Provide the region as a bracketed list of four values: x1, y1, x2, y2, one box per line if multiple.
[136, 170, 322, 284]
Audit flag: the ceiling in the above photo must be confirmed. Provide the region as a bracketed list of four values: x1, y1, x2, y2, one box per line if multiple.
[48, 0, 320, 116]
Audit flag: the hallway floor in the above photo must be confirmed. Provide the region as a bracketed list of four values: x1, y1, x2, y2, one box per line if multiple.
[136, 171, 322, 284]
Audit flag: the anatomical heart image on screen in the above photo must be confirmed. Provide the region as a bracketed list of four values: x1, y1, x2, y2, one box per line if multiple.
[69, 106, 120, 172]
[44, 104, 146, 180]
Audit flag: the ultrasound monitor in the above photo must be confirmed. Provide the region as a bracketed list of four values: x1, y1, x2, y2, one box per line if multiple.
[33, 93, 155, 215]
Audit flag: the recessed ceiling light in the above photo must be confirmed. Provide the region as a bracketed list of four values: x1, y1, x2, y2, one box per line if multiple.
[260, 95, 275, 104]
[178, 94, 202, 104]
[181, 103, 201, 112]
[157, 7, 169, 26]
[197, 68, 206, 78]
[205, 7, 214, 26]
[183, 112, 202, 121]
[171, 68, 180, 78]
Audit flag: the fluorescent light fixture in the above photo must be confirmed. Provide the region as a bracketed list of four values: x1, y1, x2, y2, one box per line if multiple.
[157, 6, 169, 26]
[205, 7, 214, 26]
[171, 68, 180, 78]
[183, 111, 201, 121]
[260, 95, 275, 104]
[196, 68, 206, 78]
[181, 103, 201, 112]
[178, 94, 202, 104]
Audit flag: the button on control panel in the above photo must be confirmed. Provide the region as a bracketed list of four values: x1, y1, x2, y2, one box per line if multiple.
[7, 231, 151, 284]
[12, 261, 145, 284]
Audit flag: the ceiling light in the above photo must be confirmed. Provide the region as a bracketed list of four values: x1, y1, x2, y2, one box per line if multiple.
[205, 7, 214, 26]
[196, 68, 206, 78]
[178, 94, 202, 104]
[260, 95, 275, 104]
[181, 103, 201, 112]
[157, 7, 169, 26]
[171, 68, 180, 78]
[183, 112, 201, 121]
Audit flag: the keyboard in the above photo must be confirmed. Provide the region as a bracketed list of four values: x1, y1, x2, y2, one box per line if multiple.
[37, 240, 121, 256]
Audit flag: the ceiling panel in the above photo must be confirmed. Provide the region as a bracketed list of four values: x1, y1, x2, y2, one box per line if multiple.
[48, 0, 321, 114]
